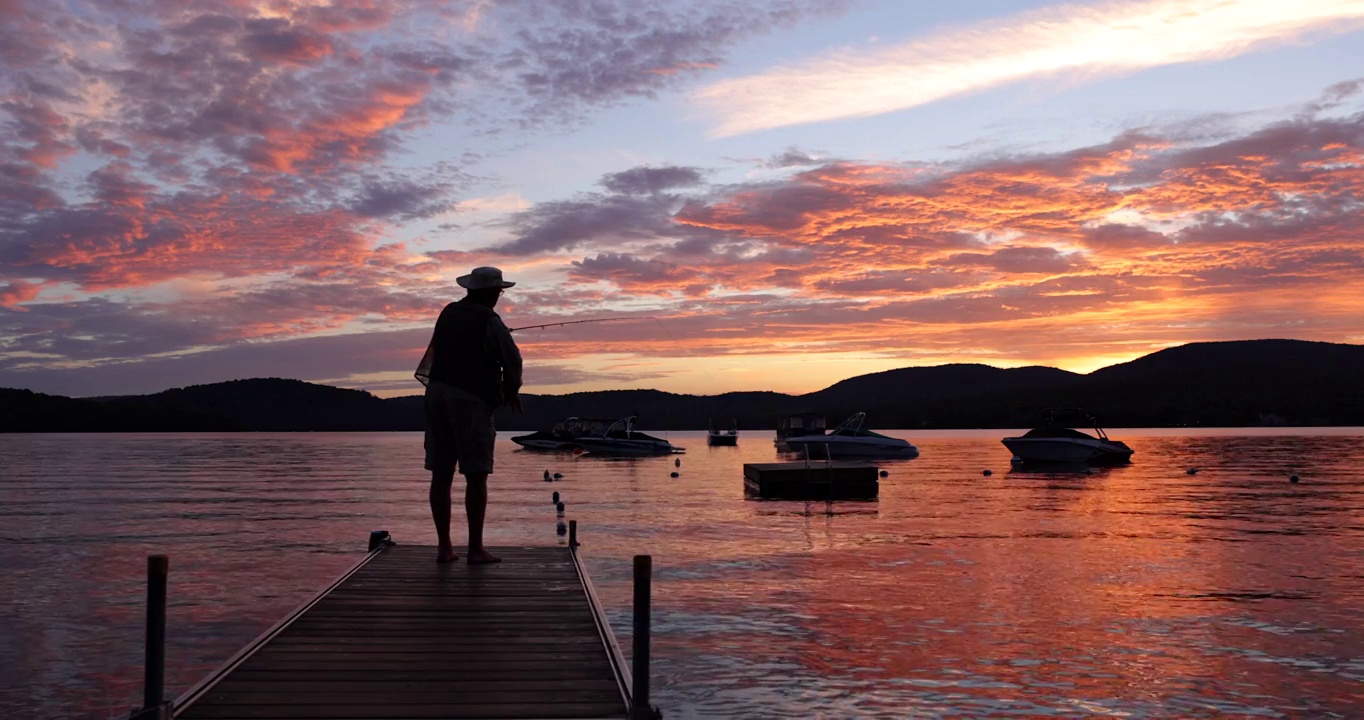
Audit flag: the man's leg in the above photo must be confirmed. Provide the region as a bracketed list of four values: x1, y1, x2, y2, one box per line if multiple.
[430, 469, 458, 563]
[464, 472, 500, 564]
[425, 384, 460, 564]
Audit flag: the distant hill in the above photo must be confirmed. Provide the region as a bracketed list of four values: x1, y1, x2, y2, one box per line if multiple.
[805, 364, 1082, 424]
[3, 339, 1362, 432]
[114, 378, 407, 431]
[0, 388, 243, 432]
[1068, 339, 1364, 426]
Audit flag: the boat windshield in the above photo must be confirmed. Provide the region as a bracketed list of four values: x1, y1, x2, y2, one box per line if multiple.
[824, 412, 895, 439]
[596, 416, 643, 438]
[1021, 426, 1096, 440]
[1034, 408, 1110, 440]
[556, 417, 614, 435]
[831, 427, 894, 439]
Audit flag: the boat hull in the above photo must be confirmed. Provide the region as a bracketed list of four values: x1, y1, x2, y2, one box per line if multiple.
[511, 436, 580, 451]
[785, 435, 919, 459]
[575, 438, 678, 456]
[1002, 437, 1132, 465]
[707, 433, 738, 446]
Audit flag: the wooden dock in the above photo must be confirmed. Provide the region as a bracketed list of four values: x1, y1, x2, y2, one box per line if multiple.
[133, 528, 654, 720]
[743, 461, 879, 500]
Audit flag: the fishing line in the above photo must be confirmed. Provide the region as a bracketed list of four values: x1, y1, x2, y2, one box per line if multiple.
[509, 316, 657, 333]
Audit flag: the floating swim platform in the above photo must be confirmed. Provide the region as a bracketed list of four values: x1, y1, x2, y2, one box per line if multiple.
[743, 461, 879, 500]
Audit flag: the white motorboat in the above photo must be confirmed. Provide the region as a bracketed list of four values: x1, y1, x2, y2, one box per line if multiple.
[574, 415, 683, 456]
[511, 417, 614, 451]
[783, 412, 918, 459]
[1002, 409, 1133, 465]
[707, 417, 738, 446]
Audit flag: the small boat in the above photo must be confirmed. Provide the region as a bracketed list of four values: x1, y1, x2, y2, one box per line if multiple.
[1002, 409, 1133, 465]
[774, 412, 826, 451]
[707, 418, 739, 446]
[783, 412, 918, 459]
[574, 416, 683, 456]
[511, 417, 614, 451]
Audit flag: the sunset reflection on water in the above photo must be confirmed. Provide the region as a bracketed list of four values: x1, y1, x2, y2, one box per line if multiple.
[3, 429, 1362, 718]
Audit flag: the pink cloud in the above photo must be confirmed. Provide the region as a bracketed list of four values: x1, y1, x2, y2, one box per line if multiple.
[0, 279, 38, 308]
[3, 3, 1361, 398]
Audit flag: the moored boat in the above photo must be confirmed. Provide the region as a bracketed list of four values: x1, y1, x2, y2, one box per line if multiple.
[707, 417, 739, 446]
[574, 415, 682, 456]
[1002, 409, 1133, 465]
[783, 412, 918, 459]
[511, 417, 614, 451]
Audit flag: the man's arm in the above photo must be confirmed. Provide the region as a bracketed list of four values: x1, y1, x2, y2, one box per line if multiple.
[487, 317, 523, 410]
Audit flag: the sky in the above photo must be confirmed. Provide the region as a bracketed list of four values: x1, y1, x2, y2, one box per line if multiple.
[2, 0, 1363, 399]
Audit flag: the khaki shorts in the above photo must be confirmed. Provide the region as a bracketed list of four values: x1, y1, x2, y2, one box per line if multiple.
[424, 381, 496, 476]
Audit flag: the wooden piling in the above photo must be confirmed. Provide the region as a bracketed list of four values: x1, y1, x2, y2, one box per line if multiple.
[145, 555, 168, 709]
[631, 555, 653, 720]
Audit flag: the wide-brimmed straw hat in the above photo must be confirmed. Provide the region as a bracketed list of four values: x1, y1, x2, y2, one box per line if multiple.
[456, 266, 516, 290]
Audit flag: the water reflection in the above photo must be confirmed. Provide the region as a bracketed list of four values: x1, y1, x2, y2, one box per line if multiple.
[2, 429, 1363, 718]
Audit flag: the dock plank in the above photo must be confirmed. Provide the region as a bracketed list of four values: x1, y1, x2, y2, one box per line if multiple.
[174, 545, 628, 720]
[182, 704, 628, 720]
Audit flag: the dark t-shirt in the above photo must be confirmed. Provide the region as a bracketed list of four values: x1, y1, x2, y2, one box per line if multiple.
[415, 299, 523, 406]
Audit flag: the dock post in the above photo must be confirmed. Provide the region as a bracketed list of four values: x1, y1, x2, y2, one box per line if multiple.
[130, 555, 170, 719]
[631, 554, 656, 720]
[569, 519, 578, 549]
[145, 554, 168, 707]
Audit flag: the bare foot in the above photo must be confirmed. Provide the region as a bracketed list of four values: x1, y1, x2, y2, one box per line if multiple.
[436, 546, 459, 564]
[466, 548, 501, 565]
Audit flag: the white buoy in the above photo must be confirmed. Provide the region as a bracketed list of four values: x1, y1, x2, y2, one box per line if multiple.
[556, 520, 567, 536]
[556, 501, 565, 516]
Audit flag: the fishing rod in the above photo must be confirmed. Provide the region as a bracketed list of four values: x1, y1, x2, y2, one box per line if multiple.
[510, 316, 657, 333]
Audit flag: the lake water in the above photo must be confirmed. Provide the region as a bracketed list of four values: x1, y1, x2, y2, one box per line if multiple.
[3, 428, 1364, 718]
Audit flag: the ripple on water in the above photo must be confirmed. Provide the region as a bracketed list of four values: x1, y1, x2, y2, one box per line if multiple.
[2, 428, 1364, 718]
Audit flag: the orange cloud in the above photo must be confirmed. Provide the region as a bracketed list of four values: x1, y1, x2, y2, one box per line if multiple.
[0, 280, 40, 309]
[479, 112, 1364, 386]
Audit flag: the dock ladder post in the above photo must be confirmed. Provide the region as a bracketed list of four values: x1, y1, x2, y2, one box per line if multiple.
[129, 554, 171, 720]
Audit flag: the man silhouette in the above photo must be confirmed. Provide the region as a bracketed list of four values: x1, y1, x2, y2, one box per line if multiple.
[416, 267, 523, 564]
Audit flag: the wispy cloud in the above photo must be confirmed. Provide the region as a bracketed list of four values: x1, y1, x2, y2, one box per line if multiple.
[695, 0, 1364, 137]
